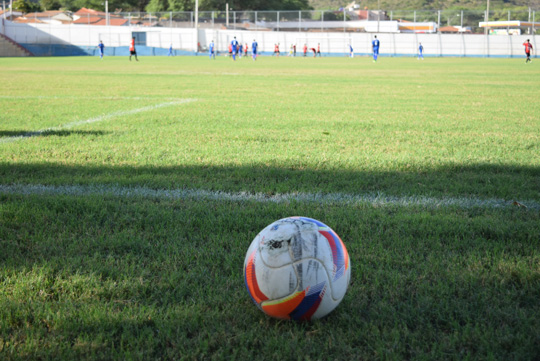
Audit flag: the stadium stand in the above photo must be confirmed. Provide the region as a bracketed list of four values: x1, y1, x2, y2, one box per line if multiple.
[0, 33, 33, 56]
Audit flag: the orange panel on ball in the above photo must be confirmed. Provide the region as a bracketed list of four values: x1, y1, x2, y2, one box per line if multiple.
[261, 290, 306, 319]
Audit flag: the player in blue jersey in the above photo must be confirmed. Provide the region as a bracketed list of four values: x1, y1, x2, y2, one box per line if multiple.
[372, 36, 380, 62]
[251, 39, 258, 60]
[168, 44, 173, 56]
[348, 44, 353, 58]
[238, 41, 243, 58]
[418, 42, 424, 60]
[97, 40, 104, 59]
[231, 37, 239, 61]
[209, 40, 215, 59]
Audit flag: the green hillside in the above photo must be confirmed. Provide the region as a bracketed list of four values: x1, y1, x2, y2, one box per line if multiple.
[309, 0, 539, 10]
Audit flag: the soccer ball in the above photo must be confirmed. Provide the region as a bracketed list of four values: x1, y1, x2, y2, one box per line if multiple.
[244, 217, 351, 321]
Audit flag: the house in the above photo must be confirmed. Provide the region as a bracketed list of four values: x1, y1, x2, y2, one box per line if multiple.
[439, 25, 471, 33]
[18, 11, 73, 24]
[73, 8, 128, 26]
[0, 9, 23, 21]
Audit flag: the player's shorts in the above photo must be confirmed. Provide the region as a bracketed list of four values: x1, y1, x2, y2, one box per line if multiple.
[130, 50, 137, 55]
[373, 48, 379, 54]
[525, 51, 531, 56]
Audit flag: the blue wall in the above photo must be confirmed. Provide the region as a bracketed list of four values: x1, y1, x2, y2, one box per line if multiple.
[21, 44, 198, 57]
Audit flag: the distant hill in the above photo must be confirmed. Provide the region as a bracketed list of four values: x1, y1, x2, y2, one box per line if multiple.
[308, 0, 539, 10]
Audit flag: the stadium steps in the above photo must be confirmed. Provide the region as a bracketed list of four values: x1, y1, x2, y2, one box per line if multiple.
[0, 33, 33, 57]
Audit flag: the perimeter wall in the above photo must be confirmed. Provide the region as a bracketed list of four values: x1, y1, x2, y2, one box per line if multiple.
[2, 20, 537, 58]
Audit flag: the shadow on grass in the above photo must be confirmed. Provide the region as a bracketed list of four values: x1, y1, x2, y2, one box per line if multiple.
[0, 192, 538, 359]
[0, 130, 110, 138]
[0, 161, 539, 201]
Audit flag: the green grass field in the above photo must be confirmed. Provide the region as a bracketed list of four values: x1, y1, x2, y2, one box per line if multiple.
[1, 56, 539, 360]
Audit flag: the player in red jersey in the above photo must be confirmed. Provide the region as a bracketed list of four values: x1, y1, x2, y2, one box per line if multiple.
[523, 39, 533, 63]
[129, 37, 138, 61]
[273, 43, 280, 57]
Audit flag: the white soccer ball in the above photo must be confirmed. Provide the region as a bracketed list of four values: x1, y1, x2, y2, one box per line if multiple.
[244, 217, 351, 321]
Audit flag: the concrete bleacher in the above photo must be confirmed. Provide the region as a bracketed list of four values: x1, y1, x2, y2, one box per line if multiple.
[0, 33, 33, 57]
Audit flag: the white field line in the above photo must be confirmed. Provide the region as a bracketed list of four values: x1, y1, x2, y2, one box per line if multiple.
[0, 98, 197, 144]
[0, 96, 187, 101]
[1, 183, 538, 211]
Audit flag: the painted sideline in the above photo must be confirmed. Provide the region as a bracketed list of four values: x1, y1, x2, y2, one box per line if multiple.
[1, 183, 538, 211]
[0, 98, 197, 144]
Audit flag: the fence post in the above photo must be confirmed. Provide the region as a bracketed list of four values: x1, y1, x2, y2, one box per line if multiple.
[460, 10, 463, 28]
[299, 11, 301, 32]
[533, 11, 536, 50]
[190, 11, 193, 28]
[343, 9, 345, 34]
[212, 11, 214, 28]
[170, 12, 172, 28]
[528, 7, 531, 34]
[255, 11, 257, 30]
[321, 10, 323, 32]
[390, 10, 392, 21]
[233, 11, 236, 30]
[277, 11, 279, 31]
[484, 10, 489, 57]
[506, 10, 512, 57]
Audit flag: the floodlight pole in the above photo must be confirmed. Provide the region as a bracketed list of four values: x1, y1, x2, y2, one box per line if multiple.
[226, 3, 229, 27]
[105, 0, 109, 26]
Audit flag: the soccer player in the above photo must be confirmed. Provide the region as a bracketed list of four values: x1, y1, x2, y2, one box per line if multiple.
[523, 39, 533, 63]
[238, 42, 243, 58]
[244, 43, 248, 59]
[97, 40, 104, 59]
[317, 43, 321, 57]
[231, 37, 239, 61]
[168, 44, 173, 56]
[372, 36, 380, 62]
[251, 39, 258, 60]
[209, 40, 215, 59]
[273, 43, 280, 57]
[310, 47, 317, 57]
[293, 44, 296, 57]
[348, 44, 353, 58]
[129, 37, 138, 61]
[303, 43, 307, 57]
[418, 42, 424, 60]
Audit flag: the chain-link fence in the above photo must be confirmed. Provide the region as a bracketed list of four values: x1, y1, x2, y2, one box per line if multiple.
[5, 8, 537, 34]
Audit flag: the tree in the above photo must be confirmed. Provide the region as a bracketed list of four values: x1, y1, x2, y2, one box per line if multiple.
[40, 0, 62, 10]
[12, 0, 41, 12]
[145, 0, 168, 11]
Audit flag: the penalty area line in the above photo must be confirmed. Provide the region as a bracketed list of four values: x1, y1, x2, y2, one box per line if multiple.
[0, 183, 538, 211]
[0, 98, 197, 144]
